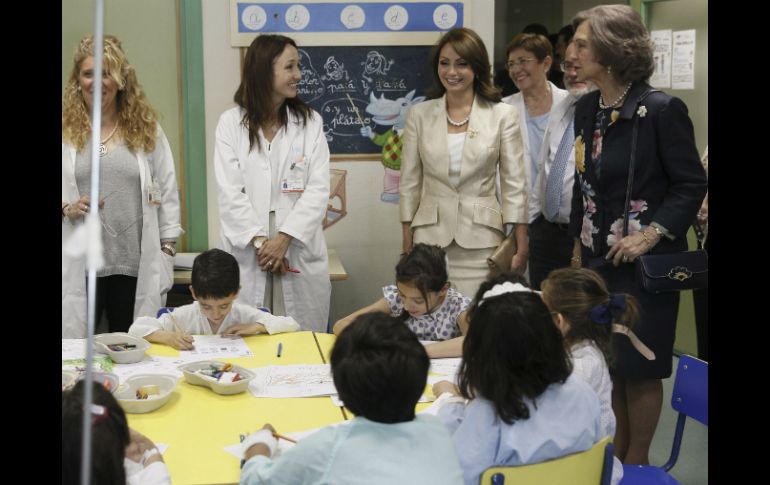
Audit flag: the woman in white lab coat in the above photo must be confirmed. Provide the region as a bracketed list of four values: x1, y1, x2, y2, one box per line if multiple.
[214, 34, 331, 332]
[61, 35, 182, 338]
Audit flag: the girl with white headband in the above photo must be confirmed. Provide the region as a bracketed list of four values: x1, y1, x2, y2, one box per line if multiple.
[432, 273, 601, 485]
[541, 267, 655, 485]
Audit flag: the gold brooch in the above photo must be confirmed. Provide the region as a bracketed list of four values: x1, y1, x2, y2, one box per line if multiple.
[468, 129, 478, 138]
[575, 135, 585, 173]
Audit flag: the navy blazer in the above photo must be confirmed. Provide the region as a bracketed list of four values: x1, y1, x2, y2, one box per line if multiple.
[568, 81, 707, 258]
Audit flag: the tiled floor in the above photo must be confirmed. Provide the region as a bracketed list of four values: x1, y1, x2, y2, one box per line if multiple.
[647, 355, 708, 484]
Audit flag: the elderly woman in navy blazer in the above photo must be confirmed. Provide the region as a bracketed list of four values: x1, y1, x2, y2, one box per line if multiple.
[567, 5, 706, 466]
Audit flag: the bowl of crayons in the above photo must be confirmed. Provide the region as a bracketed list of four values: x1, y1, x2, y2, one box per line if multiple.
[94, 332, 150, 364]
[178, 360, 255, 395]
[116, 374, 178, 414]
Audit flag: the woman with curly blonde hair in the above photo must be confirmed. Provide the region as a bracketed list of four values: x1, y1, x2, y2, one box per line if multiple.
[62, 35, 182, 338]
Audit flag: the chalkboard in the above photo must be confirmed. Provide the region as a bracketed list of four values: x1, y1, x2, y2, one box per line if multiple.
[296, 45, 433, 158]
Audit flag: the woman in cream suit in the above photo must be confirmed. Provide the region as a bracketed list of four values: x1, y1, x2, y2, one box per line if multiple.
[400, 28, 528, 298]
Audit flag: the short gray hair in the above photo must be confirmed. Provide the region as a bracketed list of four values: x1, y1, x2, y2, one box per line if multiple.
[572, 4, 654, 84]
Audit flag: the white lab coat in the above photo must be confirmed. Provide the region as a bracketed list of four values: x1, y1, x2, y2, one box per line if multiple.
[214, 107, 331, 332]
[61, 124, 183, 338]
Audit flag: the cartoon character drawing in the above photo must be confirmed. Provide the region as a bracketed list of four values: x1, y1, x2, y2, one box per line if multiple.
[360, 89, 425, 203]
[361, 51, 394, 84]
[322, 56, 348, 82]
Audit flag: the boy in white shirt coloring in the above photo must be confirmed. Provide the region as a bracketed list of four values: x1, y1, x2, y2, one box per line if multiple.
[128, 248, 299, 349]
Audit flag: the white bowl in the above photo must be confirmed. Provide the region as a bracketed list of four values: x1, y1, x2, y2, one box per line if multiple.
[94, 333, 150, 364]
[116, 374, 177, 414]
[85, 372, 120, 394]
[62, 370, 78, 391]
[178, 360, 255, 395]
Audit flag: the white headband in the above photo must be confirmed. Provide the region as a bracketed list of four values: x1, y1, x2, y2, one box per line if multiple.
[479, 282, 534, 305]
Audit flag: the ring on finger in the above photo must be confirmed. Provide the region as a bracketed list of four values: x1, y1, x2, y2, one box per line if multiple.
[622, 255, 629, 263]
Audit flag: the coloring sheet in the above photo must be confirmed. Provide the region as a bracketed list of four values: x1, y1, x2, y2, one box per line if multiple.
[177, 335, 253, 360]
[249, 364, 336, 398]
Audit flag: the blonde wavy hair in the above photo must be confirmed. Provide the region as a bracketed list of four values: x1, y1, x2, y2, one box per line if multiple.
[62, 35, 158, 153]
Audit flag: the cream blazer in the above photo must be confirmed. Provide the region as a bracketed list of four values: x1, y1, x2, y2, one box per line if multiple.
[400, 95, 527, 249]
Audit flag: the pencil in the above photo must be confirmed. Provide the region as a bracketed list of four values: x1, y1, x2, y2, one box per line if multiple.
[346, 93, 366, 127]
[168, 311, 184, 334]
[272, 431, 297, 444]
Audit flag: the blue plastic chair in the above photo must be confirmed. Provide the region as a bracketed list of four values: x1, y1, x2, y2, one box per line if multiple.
[620, 354, 708, 485]
[157, 307, 174, 318]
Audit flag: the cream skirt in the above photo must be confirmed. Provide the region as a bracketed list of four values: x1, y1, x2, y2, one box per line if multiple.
[444, 241, 495, 301]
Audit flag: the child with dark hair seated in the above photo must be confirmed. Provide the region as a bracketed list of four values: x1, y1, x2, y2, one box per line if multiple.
[62, 380, 171, 485]
[333, 243, 471, 358]
[128, 248, 299, 349]
[432, 273, 602, 485]
[239, 312, 464, 484]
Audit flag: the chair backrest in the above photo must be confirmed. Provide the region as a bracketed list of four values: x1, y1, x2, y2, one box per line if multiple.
[156, 307, 173, 318]
[657, 354, 708, 472]
[479, 436, 613, 485]
[671, 354, 708, 426]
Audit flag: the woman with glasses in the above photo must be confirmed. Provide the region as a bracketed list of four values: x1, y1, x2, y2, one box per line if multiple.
[62, 35, 182, 337]
[400, 28, 527, 299]
[567, 5, 706, 465]
[503, 33, 569, 237]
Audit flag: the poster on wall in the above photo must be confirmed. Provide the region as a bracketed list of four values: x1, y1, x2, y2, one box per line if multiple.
[230, 0, 469, 46]
[649, 29, 671, 89]
[230, 0, 471, 204]
[671, 29, 695, 90]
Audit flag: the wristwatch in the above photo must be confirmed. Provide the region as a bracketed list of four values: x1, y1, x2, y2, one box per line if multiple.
[161, 242, 176, 257]
[253, 236, 267, 250]
[651, 225, 664, 237]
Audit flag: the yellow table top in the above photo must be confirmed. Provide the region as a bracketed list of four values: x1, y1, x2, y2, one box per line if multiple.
[127, 331, 345, 485]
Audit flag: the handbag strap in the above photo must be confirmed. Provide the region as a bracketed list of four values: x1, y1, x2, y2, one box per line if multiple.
[622, 88, 660, 237]
[692, 222, 707, 249]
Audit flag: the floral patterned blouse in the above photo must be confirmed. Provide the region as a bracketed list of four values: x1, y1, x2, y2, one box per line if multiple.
[382, 285, 470, 341]
[577, 107, 648, 252]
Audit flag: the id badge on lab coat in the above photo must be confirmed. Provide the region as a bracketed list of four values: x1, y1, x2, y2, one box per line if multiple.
[281, 177, 305, 193]
[282, 146, 306, 193]
[148, 181, 162, 205]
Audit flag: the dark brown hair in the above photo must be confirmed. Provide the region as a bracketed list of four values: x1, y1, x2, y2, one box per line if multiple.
[541, 267, 639, 365]
[234, 34, 313, 151]
[458, 273, 572, 424]
[426, 28, 501, 102]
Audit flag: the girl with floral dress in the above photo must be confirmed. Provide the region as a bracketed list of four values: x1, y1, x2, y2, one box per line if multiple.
[333, 243, 470, 358]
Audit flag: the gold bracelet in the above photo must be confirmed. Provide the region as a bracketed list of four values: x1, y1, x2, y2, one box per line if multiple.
[570, 256, 582, 262]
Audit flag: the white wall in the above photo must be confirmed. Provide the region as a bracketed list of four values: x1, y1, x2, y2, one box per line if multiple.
[201, 1, 496, 325]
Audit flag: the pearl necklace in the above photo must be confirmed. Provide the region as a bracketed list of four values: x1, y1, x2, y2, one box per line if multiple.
[99, 123, 119, 157]
[446, 114, 470, 126]
[598, 82, 632, 109]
